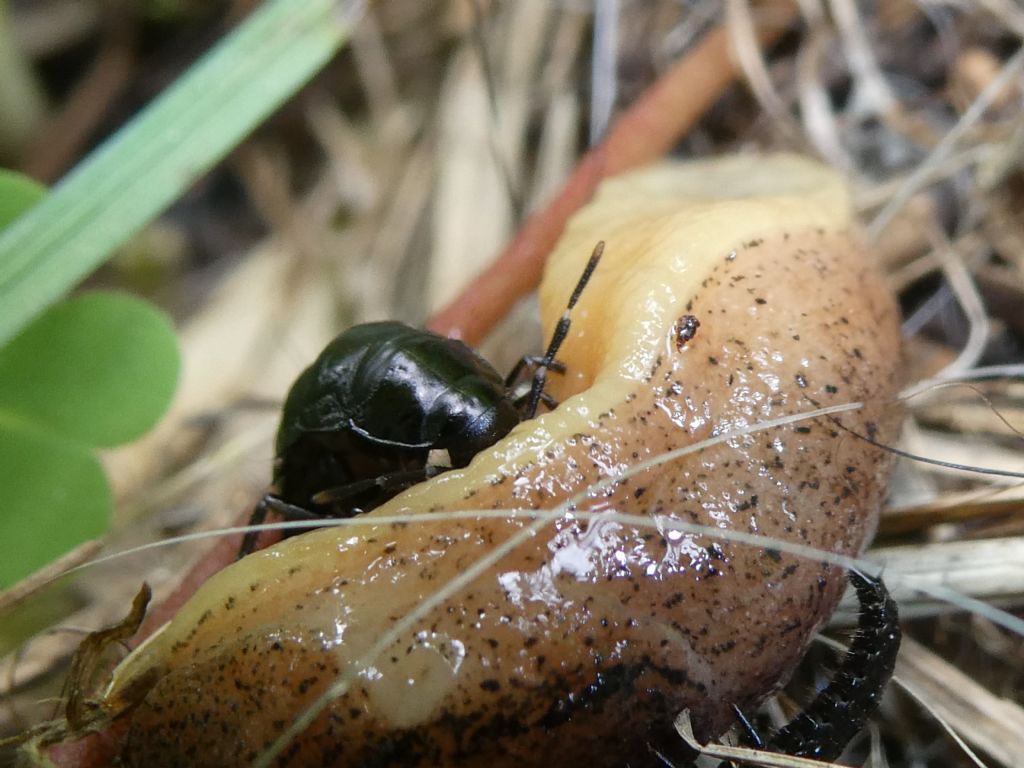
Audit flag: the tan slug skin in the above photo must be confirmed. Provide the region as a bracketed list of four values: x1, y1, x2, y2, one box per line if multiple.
[108, 155, 902, 767]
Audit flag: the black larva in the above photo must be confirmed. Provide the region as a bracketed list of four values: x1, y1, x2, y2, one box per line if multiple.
[753, 570, 901, 761]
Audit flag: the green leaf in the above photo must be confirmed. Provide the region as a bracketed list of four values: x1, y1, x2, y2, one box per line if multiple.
[0, 425, 110, 588]
[0, 168, 45, 228]
[0, 292, 180, 447]
[0, 0, 360, 346]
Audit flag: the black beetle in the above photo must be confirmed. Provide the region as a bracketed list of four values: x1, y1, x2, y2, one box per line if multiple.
[240, 243, 604, 556]
[275, 321, 520, 514]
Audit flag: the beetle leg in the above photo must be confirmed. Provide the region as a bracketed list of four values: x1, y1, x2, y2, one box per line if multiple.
[730, 703, 765, 749]
[521, 241, 605, 418]
[709, 703, 765, 768]
[509, 361, 563, 416]
[239, 470, 443, 559]
[760, 570, 901, 760]
[238, 496, 271, 559]
[504, 355, 567, 389]
[513, 388, 559, 412]
[311, 467, 436, 505]
[238, 495, 319, 559]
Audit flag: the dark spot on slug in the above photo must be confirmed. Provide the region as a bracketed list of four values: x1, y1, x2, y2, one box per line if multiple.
[675, 315, 700, 348]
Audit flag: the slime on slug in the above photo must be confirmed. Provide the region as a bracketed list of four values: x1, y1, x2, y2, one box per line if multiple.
[45, 154, 904, 767]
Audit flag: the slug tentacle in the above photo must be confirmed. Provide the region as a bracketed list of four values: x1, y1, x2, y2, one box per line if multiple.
[87, 154, 901, 768]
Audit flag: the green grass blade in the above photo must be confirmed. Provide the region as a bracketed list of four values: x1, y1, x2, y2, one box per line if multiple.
[0, 0, 362, 346]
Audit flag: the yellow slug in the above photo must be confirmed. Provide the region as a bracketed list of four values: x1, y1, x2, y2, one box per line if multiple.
[104, 154, 902, 767]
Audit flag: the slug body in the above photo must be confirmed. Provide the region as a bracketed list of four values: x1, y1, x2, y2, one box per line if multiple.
[106, 155, 901, 766]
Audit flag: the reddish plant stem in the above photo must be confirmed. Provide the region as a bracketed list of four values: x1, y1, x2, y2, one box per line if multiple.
[45, 721, 129, 768]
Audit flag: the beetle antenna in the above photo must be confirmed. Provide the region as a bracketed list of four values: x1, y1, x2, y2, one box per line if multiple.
[524, 241, 604, 418]
[567, 240, 604, 309]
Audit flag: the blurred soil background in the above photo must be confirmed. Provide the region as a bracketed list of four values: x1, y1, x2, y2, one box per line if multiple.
[2, 0, 1024, 765]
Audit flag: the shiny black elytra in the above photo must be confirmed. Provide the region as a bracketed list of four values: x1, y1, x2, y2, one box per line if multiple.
[240, 242, 604, 557]
[275, 321, 519, 511]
